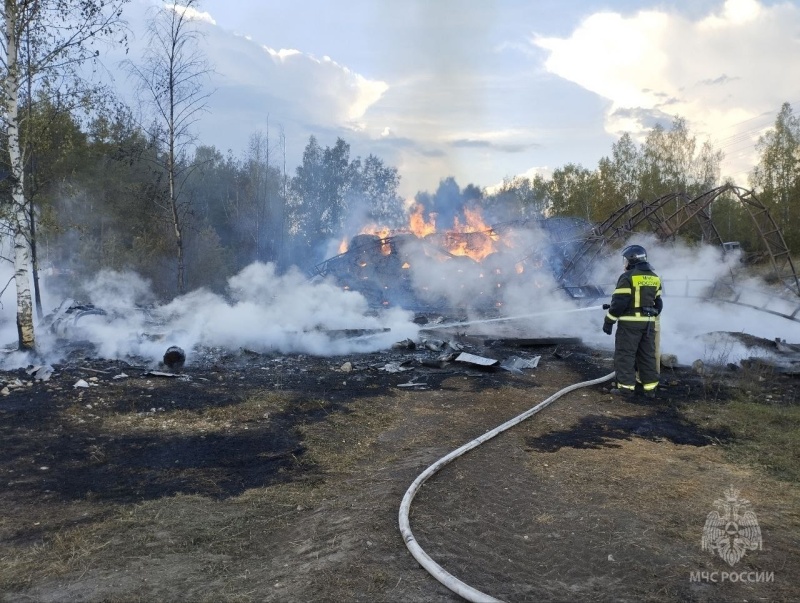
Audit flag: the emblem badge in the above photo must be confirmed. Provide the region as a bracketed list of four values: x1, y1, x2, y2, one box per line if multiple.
[702, 486, 762, 566]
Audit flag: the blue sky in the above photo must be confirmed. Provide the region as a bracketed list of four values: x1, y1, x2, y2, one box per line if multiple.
[110, 0, 800, 198]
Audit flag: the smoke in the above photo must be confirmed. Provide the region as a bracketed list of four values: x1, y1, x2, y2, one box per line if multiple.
[2, 203, 799, 372]
[582, 235, 800, 365]
[403, 221, 566, 319]
[158, 262, 417, 357]
[0, 253, 20, 352]
[1, 262, 419, 369]
[323, 200, 800, 370]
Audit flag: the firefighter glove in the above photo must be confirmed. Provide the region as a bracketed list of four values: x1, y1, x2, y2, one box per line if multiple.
[602, 320, 613, 335]
[602, 303, 610, 310]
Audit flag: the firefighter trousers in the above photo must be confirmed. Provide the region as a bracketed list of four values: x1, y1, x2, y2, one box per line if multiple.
[614, 321, 658, 391]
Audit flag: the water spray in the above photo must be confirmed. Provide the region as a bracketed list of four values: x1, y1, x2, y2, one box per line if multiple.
[418, 304, 605, 332]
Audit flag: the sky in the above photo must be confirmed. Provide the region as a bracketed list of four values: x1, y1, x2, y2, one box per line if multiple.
[104, 0, 800, 200]
[3, 0, 800, 366]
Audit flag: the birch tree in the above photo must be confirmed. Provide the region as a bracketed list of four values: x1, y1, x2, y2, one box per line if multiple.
[126, 0, 212, 295]
[0, 0, 128, 350]
[751, 102, 800, 251]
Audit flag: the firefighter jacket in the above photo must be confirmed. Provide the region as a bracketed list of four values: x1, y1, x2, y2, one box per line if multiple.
[605, 261, 662, 324]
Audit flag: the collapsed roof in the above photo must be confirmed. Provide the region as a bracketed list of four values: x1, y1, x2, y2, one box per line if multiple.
[312, 185, 800, 321]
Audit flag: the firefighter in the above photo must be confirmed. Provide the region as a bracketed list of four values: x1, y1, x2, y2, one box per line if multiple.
[602, 244, 663, 398]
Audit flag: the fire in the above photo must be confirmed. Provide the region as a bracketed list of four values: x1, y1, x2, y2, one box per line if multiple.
[326, 201, 548, 313]
[357, 224, 392, 255]
[437, 207, 499, 261]
[459, 207, 493, 233]
[337, 203, 504, 264]
[360, 225, 391, 239]
[409, 203, 436, 237]
[443, 231, 497, 262]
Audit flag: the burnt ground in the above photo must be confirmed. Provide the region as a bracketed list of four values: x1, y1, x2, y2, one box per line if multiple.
[0, 333, 799, 602]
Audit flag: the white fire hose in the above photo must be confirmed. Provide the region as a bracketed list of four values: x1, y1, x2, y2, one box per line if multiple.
[398, 371, 616, 602]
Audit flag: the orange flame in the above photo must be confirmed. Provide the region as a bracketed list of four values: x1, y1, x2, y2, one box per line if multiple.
[357, 225, 393, 255]
[439, 207, 499, 261]
[339, 203, 505, 264]
[459, 207, 493, 233]
[409, 203, 436, 237]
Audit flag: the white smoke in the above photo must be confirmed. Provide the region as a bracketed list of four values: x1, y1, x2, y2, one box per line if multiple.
[157, 262, 417, 357]
[1, 228, 799, 370]
[0, 262, 20, 356]
[391, 225, 800, 366]
[0, 262, 419, 368]
[581, 235, 800, 365]
[403, 222, 564, 320]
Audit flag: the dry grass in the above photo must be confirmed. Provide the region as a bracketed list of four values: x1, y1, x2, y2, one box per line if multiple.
[688, 398, 800, 482]
[294, 393, 405, 477]
[91, 391, 296, 434]
[684, 353, 800, 483]
[2, 357, 798, 602]
[0, 516, 118, 591]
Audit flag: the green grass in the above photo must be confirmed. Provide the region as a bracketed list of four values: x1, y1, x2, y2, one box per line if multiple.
[690, 397, 800, 483]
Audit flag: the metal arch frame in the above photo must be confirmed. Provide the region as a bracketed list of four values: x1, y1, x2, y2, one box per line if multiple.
[583, 277, 800, 323]
[667, 278, 800, 322]
[730, 186, 800, 296]
[557, 185, 800, 298]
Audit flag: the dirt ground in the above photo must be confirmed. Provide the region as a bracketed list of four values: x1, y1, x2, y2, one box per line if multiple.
[1, 333, 798, 602]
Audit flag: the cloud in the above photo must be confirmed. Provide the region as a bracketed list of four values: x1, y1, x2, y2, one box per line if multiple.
[189, 2, 551, 195]
[110, 1, 390, 158]
[698, 74, 741, 86]
[166, 3, 216, 25]
[699, 0, 761, 29]
[207, 33, 388, 135]
[418, 148, 447, 158]
[451, 139, 494, 149]
[109, 1, 606, 197]
[608, 107, 674, 132]
[532, 0, 800, 182]
[449, 139, 537, 153]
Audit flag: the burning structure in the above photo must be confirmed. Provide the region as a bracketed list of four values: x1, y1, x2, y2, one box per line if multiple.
[312, 208, 603, 315]
[9, 184, 797, 373]
[312, 184, 800, 322]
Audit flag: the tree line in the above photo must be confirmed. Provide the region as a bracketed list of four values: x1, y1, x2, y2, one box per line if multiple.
[13, 103, 798, 296]
[2, 100, 407, 295]
[1, 0, 799, 352]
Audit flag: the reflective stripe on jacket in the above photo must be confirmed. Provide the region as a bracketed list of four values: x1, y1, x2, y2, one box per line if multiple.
[605, 262, 662, 323]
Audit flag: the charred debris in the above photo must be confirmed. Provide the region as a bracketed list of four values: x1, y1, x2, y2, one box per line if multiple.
[3, 321, 799, 408]
[32, 297, 568, 378]
[0, 294, 797, 403]
[7, 185, 800, 385]
[311, 216, 605, 313]
[10, 296, 800, 399]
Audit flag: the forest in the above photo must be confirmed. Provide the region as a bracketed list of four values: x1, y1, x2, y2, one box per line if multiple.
[2, 1, 799, 351]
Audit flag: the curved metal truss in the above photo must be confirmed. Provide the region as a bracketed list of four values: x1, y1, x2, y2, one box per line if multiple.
[664, 278, 800, 323]
[557, 184, 800, 298]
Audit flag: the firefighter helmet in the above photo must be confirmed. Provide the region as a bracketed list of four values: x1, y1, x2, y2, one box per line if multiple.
[622, 244, 647, 269]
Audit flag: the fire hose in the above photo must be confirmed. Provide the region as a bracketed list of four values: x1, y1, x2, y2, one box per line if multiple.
[398, 371, 616, 602]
